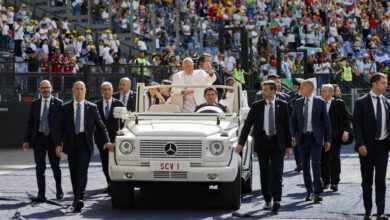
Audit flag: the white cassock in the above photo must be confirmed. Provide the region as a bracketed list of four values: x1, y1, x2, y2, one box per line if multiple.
[172, 69, 216, 112]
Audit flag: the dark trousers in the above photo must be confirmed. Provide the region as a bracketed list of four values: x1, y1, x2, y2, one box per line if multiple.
[321, 140, 341, 185]
[33, 134, 61, 196]
[359, 139, 389, 215]
[293, 145, 302, 167]
[97, 145, 111, 185]
[14, 39, 22, 56]
[299, 133, 323, 194]
[67, 133, 91, 199]
[257, 136, 284, 202]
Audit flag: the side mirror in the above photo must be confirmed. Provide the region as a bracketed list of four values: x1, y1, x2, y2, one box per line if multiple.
[113, 107, 127, 119]
[240, 107, 250, 121]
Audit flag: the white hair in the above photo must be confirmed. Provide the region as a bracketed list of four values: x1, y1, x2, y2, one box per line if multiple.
[101, 81, 113, 88]
[182, 57, 194, 65]
[322, 84, 334, 93]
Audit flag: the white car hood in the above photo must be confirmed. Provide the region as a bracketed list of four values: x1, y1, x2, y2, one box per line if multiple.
[126, 120, 234, 137]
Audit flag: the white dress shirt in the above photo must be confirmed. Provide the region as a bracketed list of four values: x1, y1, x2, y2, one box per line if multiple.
[120, 91, 131, 106]
[103, 97, 112, 117]
[370, 90, 388, 140]
[40, 95, 51, 119]
[73, 99, 85, 133]
[303, 95, 314, 132]
[325, 97, 333, 114]
[263, 98, 276, 135]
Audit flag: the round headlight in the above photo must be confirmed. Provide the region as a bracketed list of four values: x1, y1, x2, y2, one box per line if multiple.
[119, 141, 134, 155]
[210, 141, 224, 156]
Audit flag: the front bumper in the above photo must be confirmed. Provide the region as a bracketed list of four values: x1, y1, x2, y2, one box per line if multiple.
[109, 153, 239, 183]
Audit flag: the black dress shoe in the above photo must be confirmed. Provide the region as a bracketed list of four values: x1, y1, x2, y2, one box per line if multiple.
[363, 210, 372, 220]
[294, 165, 303, 172]
[305, 193, 313, 201]
[31, 194, 46, 203]
[263, 202, 271, 210]
[56, 188, 64, 200]
[322, 183, 330, 190]
[272, 201, 281, 212]
[377, 214, 388, 220]
[73, 199, 84, 212]
[330, 184, 338, 192]
[314, 193, 323, 203]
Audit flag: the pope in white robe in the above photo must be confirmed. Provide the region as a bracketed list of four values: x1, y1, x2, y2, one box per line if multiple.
[172, 58, 216, 112]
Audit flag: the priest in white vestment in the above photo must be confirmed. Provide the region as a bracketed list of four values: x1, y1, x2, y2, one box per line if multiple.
[172, 58, 216, 112]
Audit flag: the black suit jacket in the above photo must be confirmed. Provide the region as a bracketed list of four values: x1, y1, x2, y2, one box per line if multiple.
[239, 99, 292, 153]
[24, 97, 63, 147]
[290, 96, 332, 147]
[113, 91, 136, 112]
[328, 98, 352, 142]
[54, 100, 110, 155]
[194, 102, 228, 113]
[94, 98, 125, 146]
[353, 94, 390, 153]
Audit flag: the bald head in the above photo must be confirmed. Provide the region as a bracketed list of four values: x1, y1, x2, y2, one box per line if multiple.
[119, 77, 131, 94]
[73, 81, 86, 102]
[300, 80, 314, 98]
[39, 80, 52, 99]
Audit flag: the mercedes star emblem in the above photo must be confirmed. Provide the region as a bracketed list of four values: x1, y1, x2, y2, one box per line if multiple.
[164, 142, 177, 156]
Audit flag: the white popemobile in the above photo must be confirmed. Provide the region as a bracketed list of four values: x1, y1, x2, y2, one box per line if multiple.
[108, 83, 253, 209]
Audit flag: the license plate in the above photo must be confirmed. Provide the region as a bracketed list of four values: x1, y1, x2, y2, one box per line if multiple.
[150, 161, 190, 171]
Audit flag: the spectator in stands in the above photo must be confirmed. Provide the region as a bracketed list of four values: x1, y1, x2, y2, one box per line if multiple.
[85, 45, 98, 65]
[102, 41, 110, 64]
[0, 18, 8, 51]
[64, 39, 77, 57]
[164, 40, 175, 57]
[135, 37, 147, 51]
[105, 49, 115, 65]
[110, 34, 120, 56]
[14, 18, 24, 56]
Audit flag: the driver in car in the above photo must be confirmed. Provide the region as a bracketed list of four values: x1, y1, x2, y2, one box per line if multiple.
[194, 87, 228, 113]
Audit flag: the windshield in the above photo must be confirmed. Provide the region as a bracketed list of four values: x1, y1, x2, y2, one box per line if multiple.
[136, 83, 243, 114]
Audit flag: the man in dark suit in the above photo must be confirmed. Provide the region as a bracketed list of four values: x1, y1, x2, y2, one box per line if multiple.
[320, 84, 352, 192]
[290, 79, 331, 203]
[199, 53, 223, 101]
[235, 80, 292, 212]
[353, 73, 390, 220]
[194, 87, 227, 113]
[23, 80, 63, 202]
[54, 81, 113, 212]
[287, 78, 304, 172]
[255, 74, 289, 101]
[94, 82, 124, 192]
[113, 77, 136, 112]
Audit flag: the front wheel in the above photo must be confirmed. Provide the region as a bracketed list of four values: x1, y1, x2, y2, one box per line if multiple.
[110, 181, 134, 208]
[219, 157, 242, 209]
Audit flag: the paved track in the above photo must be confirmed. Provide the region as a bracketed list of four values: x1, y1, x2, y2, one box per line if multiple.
[0, 144, 389, 219]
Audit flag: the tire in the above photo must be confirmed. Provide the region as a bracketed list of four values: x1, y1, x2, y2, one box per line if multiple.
[242, 153, 253, 193]
[219, 157, 241, 209]
[110, 181, 134, 208]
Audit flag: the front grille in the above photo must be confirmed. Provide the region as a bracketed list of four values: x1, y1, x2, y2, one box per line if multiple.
[153, 171, 188, 179]
[139, 140, 202, 159]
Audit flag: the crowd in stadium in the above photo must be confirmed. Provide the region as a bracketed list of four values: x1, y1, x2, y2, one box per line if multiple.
[0, 0, 390, 88]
